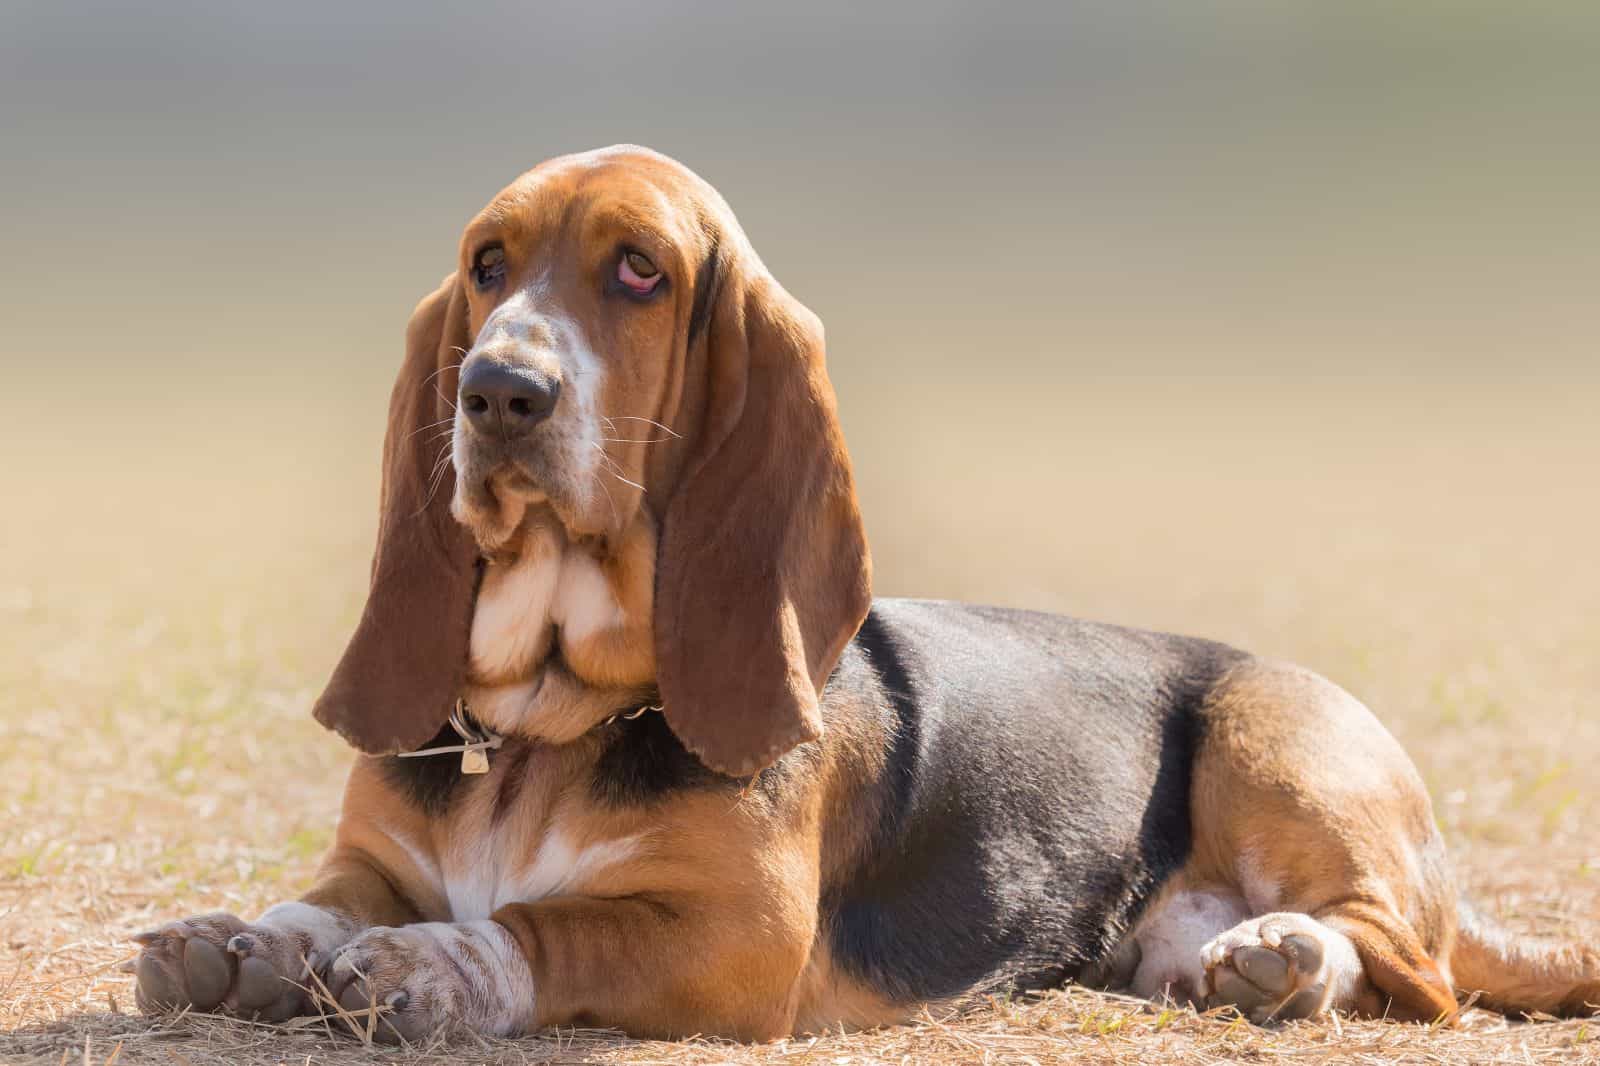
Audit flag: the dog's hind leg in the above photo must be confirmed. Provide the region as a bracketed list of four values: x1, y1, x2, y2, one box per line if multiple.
[1184, 659, 1461, 1023]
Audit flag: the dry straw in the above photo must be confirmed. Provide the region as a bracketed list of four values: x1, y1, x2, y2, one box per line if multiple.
[4, 965, 1598, 1066]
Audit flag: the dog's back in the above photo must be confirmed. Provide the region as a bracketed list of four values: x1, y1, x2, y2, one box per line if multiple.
[818, 598, 1248, 1002]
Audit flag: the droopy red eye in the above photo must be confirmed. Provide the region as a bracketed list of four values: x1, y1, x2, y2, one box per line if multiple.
[472, 245, 506, 290]
[618, 251, 661, 295]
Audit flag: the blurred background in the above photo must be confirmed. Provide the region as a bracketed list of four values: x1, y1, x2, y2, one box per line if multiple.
[1, 2, 1597, 926]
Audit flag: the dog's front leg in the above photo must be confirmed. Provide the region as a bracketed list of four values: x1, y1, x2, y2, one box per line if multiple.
[320, 918, 533, 1040]
[326, 892, 812, 1042]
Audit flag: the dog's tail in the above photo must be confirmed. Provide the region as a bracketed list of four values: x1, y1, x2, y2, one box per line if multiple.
[1450, 899, 1600, 1017]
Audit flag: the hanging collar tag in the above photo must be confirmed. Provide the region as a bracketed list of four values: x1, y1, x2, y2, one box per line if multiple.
[459, 746, 491, 774]
[393, 699, 503, 775]
[449, 701, 497, 774]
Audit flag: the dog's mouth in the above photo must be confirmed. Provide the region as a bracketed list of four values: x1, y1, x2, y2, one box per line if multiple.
[489, 465, 545, 500]
[451, 414, 626, 555]
[451, 457, 561, 555]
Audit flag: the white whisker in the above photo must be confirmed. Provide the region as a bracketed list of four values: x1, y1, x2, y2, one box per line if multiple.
[590, 443, 647, 494]
[406, 415, 458, 442]
[604, 469, 646, 494]
[424, 358, 465, 390]
[412, 439, 457, 516]
[601, 415, 680, 439]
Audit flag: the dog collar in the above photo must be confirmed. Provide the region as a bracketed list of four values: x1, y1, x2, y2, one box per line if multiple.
[601, 702, 663, 728]
[394, 698, 664, 776]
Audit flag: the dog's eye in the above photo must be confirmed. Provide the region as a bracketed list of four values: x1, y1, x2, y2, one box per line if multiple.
[473, 246, 506, 289]
[618, 251, 661, 295]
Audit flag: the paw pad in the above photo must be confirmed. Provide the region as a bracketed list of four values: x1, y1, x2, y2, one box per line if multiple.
[1202, 916, 1333, 1023]
[129, 913, 320, 1022]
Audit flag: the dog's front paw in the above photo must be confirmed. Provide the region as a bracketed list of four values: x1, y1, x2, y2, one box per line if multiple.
[131, 904, 352, 1021]
[324, 921, 532, 1043]
[1200, 912, 1356, 1023]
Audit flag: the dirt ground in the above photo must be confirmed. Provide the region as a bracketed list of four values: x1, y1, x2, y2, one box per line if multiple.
[2, 371, 1597, 1064]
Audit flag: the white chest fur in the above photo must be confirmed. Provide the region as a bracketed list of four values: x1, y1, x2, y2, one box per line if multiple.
[441, 822, 640, 923]
[468, 534, 624, 683]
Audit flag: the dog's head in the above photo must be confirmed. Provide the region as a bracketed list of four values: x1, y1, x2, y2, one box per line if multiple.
[314, 146, 871, 777]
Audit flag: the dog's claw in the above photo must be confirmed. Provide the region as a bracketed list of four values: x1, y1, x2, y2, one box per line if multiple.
[337, 979, 371, 1017]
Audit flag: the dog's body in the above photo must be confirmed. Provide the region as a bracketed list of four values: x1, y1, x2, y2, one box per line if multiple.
[132, 147, 1598, 1041]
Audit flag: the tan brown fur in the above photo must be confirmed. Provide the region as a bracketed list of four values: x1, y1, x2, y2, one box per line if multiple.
[300, 763, 445, 928]
[555, 512, 658, 688]
[310, 278, 478, 756]
[296, 650, 913, 1037]
[493, 787, 821, 1038]
[1451, 911, 1600, 1017]
[136, 146, 1596, 1041]
[1179, 660, 1463, 1021]
[790, 941, 917, 1035]
[300, 733, 825, 1036]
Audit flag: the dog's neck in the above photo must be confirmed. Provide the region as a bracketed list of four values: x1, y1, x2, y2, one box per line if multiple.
[462, 510, 659, 744]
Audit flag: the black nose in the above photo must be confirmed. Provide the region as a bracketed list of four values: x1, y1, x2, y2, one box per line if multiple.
[459, 361, 561, 438]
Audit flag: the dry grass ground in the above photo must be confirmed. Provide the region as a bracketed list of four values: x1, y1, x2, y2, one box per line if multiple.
[2, 370, 1597, 1065]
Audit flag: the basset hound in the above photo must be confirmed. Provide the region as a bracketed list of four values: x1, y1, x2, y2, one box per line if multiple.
[131, 146, 1599, 1042]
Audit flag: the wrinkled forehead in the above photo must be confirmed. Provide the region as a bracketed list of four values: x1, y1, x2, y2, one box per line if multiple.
[461, 149, 717, 264]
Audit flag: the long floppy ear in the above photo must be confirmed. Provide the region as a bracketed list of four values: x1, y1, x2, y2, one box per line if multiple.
[655, 259, 872, 777]
[312, 277, 480, 754]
